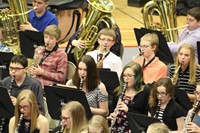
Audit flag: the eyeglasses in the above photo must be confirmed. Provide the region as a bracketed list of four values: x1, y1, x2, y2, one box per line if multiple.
[99, 38, 114, 42]
[61, 116, 70, 121]
[122, 74, 134, 78]
[156, 91, 168, 97]
[194, 91, 200, 96]
[19, 105, 31, 110]
[9, 67, 24, 72]
[138, 45, 151, 49]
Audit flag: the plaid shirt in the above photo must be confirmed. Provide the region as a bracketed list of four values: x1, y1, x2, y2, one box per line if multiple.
[35, 46, 67, 86]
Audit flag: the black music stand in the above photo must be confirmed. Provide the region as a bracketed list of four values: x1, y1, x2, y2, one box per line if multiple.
[134, 27, 174, 65]
[19, 30, 44, 59]
[0, 52, 14, 80]
[44, 85, 92, 120]
[127, 112, 160, 133]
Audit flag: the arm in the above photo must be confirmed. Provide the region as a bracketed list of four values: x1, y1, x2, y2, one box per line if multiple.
[176, 116, 185, 131]
[187, 93, 195, 102]
[9, 117, 15, 133]
[38, 115, 49, 133]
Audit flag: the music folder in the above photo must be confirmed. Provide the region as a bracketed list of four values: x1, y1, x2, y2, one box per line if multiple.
[134, 27, 174, 65]
[127, 112, 160, 133]
[44, 85, 92, 120]
[0, 86, 14, 119]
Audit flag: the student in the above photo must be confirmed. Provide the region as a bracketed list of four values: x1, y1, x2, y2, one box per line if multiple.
[20, 0, 58, 32]
[66, 55, 109, 117]
[86, 28, 122, 79]
[52, 101, 88, 133]
[168, 7, 200, 63]
[88, 115, 109, 133]
[1, 55, 44, 112]
[147, 123, 169, 133]
[168, 43, 200, 102]
[134, 32, 167, 84]
[149, 78, 185, 131]
[0, 23, 12, 52]
[107, 62, 150, 132]
[9, 89, 49, 133]
[31, 25, 67, 86]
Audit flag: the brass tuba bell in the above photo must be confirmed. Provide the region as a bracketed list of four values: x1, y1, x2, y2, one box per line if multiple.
[73, 0, 116, 62]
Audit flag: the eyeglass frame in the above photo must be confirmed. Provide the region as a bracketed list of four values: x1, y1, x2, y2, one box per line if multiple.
[138, 45, 151, 49]
[122, 74, 135, 78]
[194, 91, 200, 96]
[98, 38, 114, 43]
[9, 67, 25, 72]
[60, 116, 70, 121]
[156, 91, 168, 97]
[18, 105, 31, 110]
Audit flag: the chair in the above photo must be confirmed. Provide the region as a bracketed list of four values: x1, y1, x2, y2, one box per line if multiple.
[66, 61, 76, 82]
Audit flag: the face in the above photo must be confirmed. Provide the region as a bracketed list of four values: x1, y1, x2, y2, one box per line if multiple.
[186, 15, 200, 31]
[178, 47, 190, 67]
[98, 35, 115, 52]
[78, 62, 87, 80]
[61, 109, 71, 129]
[88, 125, 103, 133]
[139, 41, 155, 58]
[194, 84, 200, 101]
[156, 86, 170, 104]
[44, 34, 57, 51]
[32, 0, 48, 14]
[18, 99, 31, 118]
[122, 68, 134, 87]
[9, 62, 27, 80]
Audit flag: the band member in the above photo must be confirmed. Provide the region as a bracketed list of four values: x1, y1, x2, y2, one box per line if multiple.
[86, 28, 122, 79]
[168, 7, 200, 63]
[168, 43, 200, 102]
[134, 33, 167, 84]
[66, 55, 109, 117]
[31, 25, 67, 86]
[149, 78, 185, 131]
[52, 101, 88, 133]
[147, 123, 169, 133]
[20, 0, 58, 32]
[9, 89, 49, 133]
[107, 62, 150, 132]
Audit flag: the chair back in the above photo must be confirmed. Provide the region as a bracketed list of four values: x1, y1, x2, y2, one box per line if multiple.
[66, 61, 76, 81]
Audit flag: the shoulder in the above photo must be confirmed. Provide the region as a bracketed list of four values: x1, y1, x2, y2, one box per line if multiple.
[98, 82, 108, 95]
[37, 114, 49, 126]
[9, 116, 16, 126]
[154, 57, 167, 67]
[86, 50, 97, 56]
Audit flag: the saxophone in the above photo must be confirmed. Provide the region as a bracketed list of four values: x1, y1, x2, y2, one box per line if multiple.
[183, 101, 200, 133]
[96, 48, 107, 68]
[110, 82, 127, 132]
[15, 114, 23, 133]
[171, 64, 181, 85]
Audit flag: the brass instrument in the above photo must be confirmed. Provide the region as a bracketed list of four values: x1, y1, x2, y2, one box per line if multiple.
[97, 48, 107, 68]
[171, 65, 181, 85]
[0, 0, 33, 54]
[142, 0, 178, 42]
[15, 114, 23, 133]
[73, 0, 116, 62]
[110, 82, 127, 132]
[183, 101, 200, 133]
[154, 100, 161, 118]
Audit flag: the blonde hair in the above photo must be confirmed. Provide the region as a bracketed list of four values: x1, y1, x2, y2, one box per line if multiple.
[62, 101, 88, 133]
[147, 123, 169, 133]
[43, 25, 61, 40]
[140, 33, 159, 51]
[88, 115, 109, 133]
[98, 28, 116, 41]
[15, 89, 39, 133]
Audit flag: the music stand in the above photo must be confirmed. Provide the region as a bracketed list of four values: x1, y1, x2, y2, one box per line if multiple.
[44, 85, 92, 120]
[127, 112, 160, 133]
[0, 86, 14, 119]
[19, 30, 44, 59]
[134, 27, 174, 65]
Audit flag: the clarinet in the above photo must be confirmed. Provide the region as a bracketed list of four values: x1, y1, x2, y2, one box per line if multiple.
[79, 77, 83, 90]
[110, 82, 127, 132]
[9, 76, 14, 95]
[0, 118, 5, 133]
[15, 114, 23, 133]
[183, 101, 200, 133]
[154, 100, 162, 118]
[57, 126, 65, 133]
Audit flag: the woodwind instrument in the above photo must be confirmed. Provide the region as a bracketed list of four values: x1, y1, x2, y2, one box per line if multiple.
[9, 76, 14, 95]
[110, 82, 127, 132]
[97, 48, 107, 68]
[154, 100, 161, 118]
[79, 77, 83, 90]
[0, 118, 5, 133]
[183, 101, 200, 133]
[15, 114, 23, 133]
[171, 64, 181, 85]
[58, 126, 64, 133]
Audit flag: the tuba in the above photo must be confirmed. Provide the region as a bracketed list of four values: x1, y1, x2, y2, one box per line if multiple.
[142, 0, 178, 42]
[0, 0, 29, 54]
[73, 0, 116, 62]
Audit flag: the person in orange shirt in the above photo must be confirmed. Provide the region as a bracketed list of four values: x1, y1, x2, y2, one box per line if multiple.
[134, 33, 167, 84]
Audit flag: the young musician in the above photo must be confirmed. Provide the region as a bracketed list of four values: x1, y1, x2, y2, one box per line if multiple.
[149, 78, 185, 131]
[1, 55, 44, 112]
[66, 55, 109, 117]
[9, 89, 49, 133]
[31, 25, 67, 86]
[147, 123, 169, 133]
[88, 115, 109, 133]
[52, 101, 88, 133]
[168, 43, 200, 102]
[168, 7, 200, 63]
[107, 62, 150, 132]
[86, 28, 122, 79]
[20, 0, 58, 32]
[0, 23, 12, 52]
[134, 33, 167, 84]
